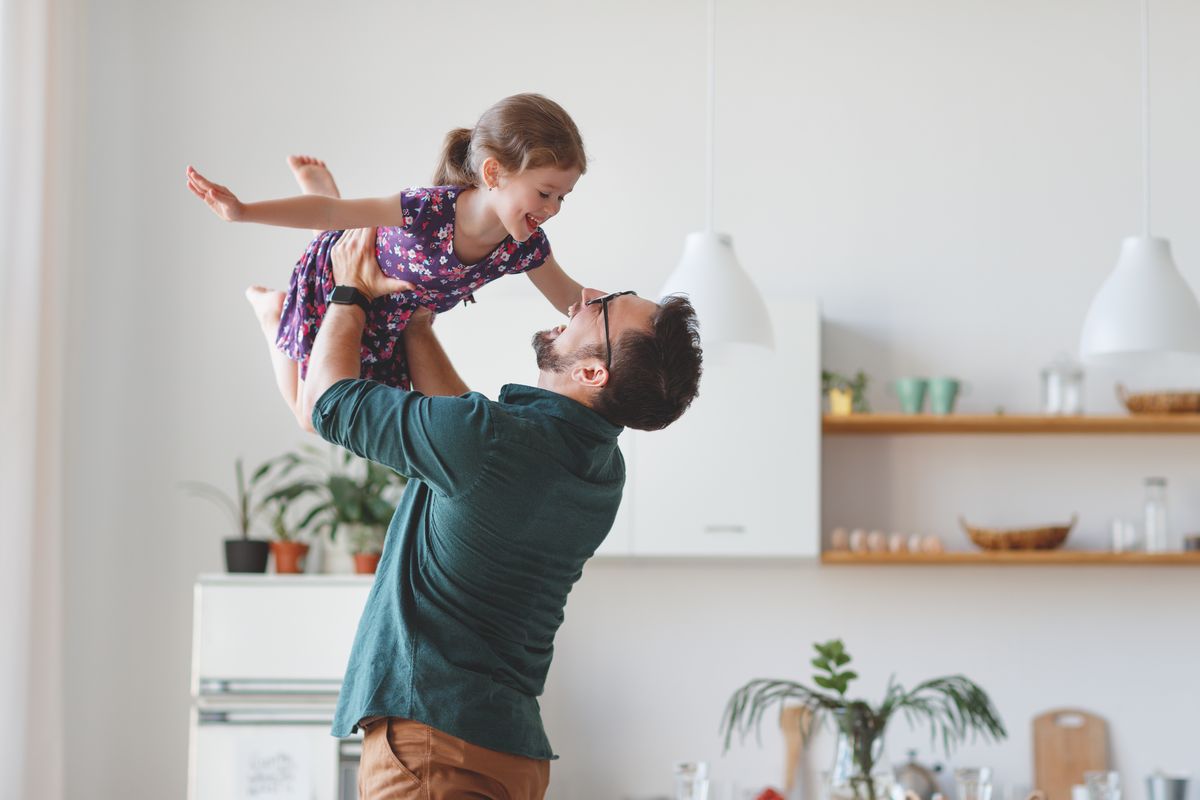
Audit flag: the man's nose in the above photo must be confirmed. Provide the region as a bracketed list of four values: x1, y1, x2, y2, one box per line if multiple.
[581, 287, 605, 304]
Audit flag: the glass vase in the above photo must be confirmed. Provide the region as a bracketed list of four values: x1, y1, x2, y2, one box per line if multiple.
[825, 709, 897, 800]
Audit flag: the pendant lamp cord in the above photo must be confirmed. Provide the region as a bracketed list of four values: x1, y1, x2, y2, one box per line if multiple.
[1142, 0, 1151, 238]
[705, 0, 715, 234]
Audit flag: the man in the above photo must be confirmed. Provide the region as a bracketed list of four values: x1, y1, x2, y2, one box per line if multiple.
[301, 227, 703, 799]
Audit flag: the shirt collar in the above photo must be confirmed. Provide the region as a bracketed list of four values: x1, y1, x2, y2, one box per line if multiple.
[499, 384, 624, 439]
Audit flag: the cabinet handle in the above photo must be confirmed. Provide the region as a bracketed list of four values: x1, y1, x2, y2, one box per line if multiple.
[704, 524, 746, 534]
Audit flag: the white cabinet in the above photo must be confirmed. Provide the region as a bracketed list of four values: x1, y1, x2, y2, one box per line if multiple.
[192, 575, 371, 686]
[424, 291, 821, 557]
[189, 576, 372, 800]
[625, 298, 820, 556]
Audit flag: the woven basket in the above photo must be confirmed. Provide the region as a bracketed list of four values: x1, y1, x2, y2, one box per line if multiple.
[1118, 384, 1200, 415]
[959, 515, 1076, 551]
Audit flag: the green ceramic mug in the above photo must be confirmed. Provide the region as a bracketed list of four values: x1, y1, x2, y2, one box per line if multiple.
[927, 377, 962, 415]
[894, 377, 928, 414]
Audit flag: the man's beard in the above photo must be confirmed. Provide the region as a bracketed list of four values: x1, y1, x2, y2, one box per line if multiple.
[532, 330, 572, 373]
[531, 330, 604, 374]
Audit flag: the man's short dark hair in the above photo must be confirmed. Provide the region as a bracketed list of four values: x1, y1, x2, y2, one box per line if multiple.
[593, 295, 703, 431]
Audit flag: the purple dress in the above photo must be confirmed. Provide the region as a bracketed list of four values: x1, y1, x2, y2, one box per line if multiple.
[277, 186, 551, 389]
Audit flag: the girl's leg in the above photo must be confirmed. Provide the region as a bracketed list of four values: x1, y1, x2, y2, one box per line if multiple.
[266, 155, 340, 429]
[245, 285, 312, 431]
[287, 155, 341, 237]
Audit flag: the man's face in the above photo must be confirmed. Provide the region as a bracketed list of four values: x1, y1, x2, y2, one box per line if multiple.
[532, 287, 658, 376]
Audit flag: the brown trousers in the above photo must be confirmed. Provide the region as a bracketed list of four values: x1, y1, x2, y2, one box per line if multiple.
[357, 717, 551, 800]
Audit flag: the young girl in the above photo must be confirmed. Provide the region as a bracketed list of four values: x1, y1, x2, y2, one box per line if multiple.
[186, 93, 586, 428]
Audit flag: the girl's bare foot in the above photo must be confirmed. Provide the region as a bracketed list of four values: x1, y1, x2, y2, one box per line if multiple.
[287, 155, 340, 199]
[245, 284, 286, 343]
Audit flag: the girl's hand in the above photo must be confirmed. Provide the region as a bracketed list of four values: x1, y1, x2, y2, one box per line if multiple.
[330, 227, 416, 300]
[186, 165, 246, 222]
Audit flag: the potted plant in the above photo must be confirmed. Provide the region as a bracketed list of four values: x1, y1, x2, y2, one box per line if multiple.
[721, 640, 1006, 800]
[261, 482, 313, 574]
[348, 524, 386, 574]
[823, 370, 871, 416]
[183, 457, 277, 573]
[269, 444, 405, 574]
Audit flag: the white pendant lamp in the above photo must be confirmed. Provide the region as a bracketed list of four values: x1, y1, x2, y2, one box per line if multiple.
[659, 0, 773, 349]
[1079, 0, 1200, 364]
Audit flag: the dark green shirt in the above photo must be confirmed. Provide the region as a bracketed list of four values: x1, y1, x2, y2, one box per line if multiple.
[315, 379, 625, 759]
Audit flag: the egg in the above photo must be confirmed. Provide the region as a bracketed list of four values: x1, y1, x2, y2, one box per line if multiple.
[829, 527, 850, 551]
[907, 533, 924, 553]
[849, 528, 868, 553]
[867, 530, 887, 552]
[920, 535, 945, 554]
[888, 532, 908, 553]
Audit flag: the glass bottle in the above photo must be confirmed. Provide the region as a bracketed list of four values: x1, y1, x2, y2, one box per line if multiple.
[1143, 477, 1169, 552]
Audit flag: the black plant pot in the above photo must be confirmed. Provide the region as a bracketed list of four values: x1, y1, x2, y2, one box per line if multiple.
[224, 538, 270, 573]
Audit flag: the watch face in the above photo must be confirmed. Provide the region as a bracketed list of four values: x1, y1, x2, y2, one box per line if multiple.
[329, 285, 369, 309]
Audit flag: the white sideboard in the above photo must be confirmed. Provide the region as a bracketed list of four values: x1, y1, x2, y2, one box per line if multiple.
[189, 575, 374, 800]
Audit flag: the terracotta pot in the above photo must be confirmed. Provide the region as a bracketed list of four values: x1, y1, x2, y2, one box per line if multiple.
[270, 540, 310, 574]
[353, 552, 382, 574]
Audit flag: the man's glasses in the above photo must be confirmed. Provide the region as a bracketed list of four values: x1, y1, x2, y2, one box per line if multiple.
[584, 290, 638, 369]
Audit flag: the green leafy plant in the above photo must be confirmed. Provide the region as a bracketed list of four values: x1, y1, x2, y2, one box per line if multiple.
[183, 457, 283, 540]
[347, 523, 386, 555]
[821, 370, 871, 412]
[721, 639, 1006, 800]
[265, 444, 406, 545]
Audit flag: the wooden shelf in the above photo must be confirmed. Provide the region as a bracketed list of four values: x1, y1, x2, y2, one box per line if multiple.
[821, 551, 1200, 565]
[822, 413, 1200, 435]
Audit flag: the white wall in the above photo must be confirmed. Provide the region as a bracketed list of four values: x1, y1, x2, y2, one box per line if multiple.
[58, 0, 1200, 798]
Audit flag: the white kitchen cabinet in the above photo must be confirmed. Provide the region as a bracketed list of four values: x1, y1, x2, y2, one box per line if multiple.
[421, 290, 821, 557]
[625, 298, 820, 556]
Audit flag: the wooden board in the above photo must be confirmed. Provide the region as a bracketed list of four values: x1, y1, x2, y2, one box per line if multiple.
[1033, 709, 1109, 800]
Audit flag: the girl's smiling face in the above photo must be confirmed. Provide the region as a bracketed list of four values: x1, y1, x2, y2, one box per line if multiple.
[485, 162, 581, 242]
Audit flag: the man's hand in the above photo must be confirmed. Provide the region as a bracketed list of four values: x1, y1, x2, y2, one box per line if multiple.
[186, 166, 246, 222]
[406, 306, 436, 330]
[329, 227, 416, 299]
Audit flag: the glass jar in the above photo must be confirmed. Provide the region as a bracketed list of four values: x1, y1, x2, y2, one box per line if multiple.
[1144, 477, 1169, 552]
[826, 708, 894, 800]
[1040, 356, 1085, 415]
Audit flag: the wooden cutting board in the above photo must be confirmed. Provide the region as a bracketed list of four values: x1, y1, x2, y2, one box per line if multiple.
[780, 705, 814, 797]
[1033, 709, 1109, 800]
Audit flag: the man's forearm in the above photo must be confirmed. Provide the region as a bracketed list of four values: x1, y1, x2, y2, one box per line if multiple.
[302, 305, 366, 423]
[405, 324, 469, 397]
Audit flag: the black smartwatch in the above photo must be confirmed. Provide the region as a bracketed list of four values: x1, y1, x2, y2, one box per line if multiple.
[328, 285, 371, 314]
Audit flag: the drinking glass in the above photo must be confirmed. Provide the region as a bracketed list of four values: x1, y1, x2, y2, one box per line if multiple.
[956, 768, 993, 800]
[675, 761, 710, 800]
[1084, 771, 1121, 800]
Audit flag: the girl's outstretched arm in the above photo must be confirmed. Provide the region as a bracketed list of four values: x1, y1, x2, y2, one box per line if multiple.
[186, 166, 406, 230]
[526, 253, 584, 316]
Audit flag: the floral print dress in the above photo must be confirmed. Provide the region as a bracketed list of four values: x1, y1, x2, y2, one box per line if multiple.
[277, 186, 551, 389]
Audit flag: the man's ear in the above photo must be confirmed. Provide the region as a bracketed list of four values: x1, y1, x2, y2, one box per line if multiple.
[571, 360, 609, 390]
